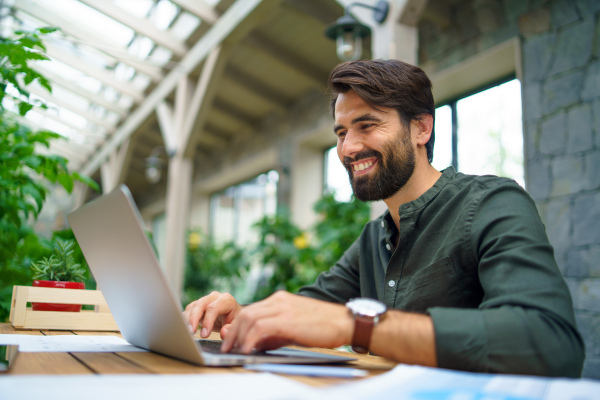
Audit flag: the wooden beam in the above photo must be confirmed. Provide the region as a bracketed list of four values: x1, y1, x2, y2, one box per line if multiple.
[226, 64, 291, 110]
[243, 33, 328, 87]
[78, 0, 188, 57]
[27, 85, 116, 131]
[100, 139, 130, 193]
[155, 101, 178, 154]
[180, 45, 230, 158]
[13, 0, 163, 81]
[29, 108, 105, 142]
[45, 42, 145, 103]
[36, 66, 129, 118]
[163, 154, 193, 296]
[82, 0, 284, 177]
[169, 0, 219, 24]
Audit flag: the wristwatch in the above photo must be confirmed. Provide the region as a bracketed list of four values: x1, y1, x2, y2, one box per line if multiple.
[346, 298, 387, 354]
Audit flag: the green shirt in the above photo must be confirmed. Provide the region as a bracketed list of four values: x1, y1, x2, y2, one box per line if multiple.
[298, 167, 584, 377]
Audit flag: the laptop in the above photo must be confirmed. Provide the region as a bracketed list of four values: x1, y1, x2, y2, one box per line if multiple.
[67, 185, 354, 366]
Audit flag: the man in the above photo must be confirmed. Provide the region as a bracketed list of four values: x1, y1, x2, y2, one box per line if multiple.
[184, 59, 584, 377]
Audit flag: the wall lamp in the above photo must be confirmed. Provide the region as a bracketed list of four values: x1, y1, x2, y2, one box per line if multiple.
[325, 1, 389, 61]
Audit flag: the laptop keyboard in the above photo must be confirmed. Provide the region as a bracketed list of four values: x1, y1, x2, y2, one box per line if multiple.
[197, 339, 225, 354]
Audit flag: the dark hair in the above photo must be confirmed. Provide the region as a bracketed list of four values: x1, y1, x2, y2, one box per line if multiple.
[328, 59, 435, 163]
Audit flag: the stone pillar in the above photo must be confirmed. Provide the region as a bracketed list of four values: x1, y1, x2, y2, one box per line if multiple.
[519, 1, 600, 378]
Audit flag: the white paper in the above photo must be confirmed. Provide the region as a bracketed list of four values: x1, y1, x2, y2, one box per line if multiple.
[0, 334, 146, 352]
[0, 373, 319, 400]
[322, 364, 600, 400]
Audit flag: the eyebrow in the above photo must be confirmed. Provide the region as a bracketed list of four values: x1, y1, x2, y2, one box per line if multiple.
[333, 113, 383, 135]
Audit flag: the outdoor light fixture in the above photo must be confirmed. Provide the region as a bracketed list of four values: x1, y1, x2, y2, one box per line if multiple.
[325, 1, 389, 61]
[145, 146, 166, 184]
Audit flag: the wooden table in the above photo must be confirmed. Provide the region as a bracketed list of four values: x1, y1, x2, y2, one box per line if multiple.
[0, 323, 397, 387]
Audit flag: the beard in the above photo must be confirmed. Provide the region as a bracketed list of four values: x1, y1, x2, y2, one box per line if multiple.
[343, 129, 415, 202]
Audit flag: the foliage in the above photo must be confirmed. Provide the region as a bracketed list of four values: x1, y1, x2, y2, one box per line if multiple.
[183, 232, 250, 305]
[182, 193, 370, 304]
[30, 238, 87, 282]
[0, 28, 98, 321]
[0, 27, 55, 115]
[312, 193, 370, 266]
[250, 194, 370, 300]
[251, 212, 319, 300]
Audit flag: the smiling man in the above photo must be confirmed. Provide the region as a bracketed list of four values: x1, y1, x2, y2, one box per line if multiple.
[184, 60, 584, 377]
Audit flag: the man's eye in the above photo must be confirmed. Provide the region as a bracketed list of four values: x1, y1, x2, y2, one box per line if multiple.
[361, 124, 373, 130]
[337, 131, 347, 138]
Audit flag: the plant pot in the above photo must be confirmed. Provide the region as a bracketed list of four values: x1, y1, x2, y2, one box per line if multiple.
[31, 280, 85, 312]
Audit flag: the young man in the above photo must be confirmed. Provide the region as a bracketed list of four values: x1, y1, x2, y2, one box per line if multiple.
[184, 60, 584, 377]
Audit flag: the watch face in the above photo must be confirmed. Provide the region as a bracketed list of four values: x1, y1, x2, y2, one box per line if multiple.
[347, 298, 387, 317]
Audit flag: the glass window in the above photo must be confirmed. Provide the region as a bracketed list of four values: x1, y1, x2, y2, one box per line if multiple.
[456, 80, 524, 186]
[210, 171, 278, 245]
[324, 147, 353, 202]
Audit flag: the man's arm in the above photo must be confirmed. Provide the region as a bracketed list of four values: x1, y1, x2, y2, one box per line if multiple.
[429, 182, 585, 377]
[221, 290, 438, 368]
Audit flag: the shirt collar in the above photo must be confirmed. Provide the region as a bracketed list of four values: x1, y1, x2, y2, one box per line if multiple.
[379, 167, 456, 223]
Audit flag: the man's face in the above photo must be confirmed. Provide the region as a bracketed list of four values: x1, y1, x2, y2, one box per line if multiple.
[334, 90, 415, 202]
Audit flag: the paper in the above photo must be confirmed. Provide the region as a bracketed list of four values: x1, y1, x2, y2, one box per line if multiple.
[0, 373, 319, 400]
[0, 334, 146, 352]
[321, 364, 600, 400]
[244, 363, 368, 378]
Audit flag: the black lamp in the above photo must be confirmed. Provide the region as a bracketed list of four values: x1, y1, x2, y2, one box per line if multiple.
[325, 1, 389, 61]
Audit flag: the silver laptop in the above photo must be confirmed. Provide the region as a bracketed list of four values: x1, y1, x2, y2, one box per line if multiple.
[68, 185, 354, 366]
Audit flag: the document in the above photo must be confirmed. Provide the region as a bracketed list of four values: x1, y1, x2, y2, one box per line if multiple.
[0, 373, 318, 400]
[0, 334, 146, 352]
[322, 364, 600, 400]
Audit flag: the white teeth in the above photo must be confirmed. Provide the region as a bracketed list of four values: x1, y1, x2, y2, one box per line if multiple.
[354, 160, 373, 171]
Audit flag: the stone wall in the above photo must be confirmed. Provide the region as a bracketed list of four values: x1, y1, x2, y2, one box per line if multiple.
[419, 0, 600, 379]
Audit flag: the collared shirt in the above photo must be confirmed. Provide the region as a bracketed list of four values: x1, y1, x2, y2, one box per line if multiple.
[298, 167, 584, 377]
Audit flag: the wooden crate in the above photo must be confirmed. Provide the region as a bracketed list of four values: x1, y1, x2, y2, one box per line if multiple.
[9, 286, 118, 331]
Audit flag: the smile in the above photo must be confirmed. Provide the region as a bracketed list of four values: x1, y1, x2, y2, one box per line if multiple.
[352, 158, 377, 173]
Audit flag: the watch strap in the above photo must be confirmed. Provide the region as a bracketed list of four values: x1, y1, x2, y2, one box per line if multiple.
[351, 314, 374, 354]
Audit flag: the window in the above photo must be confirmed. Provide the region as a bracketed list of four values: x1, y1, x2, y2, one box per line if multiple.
[434, 79, 524, 187]
[324, 147, 353, 202]
[210, 171, 279, 245]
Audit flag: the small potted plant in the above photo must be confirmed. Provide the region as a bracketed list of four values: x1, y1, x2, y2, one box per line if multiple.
[30, 238, 87, 312]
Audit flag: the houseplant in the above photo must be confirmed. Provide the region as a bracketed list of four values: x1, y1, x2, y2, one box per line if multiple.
[30, 238, 87, 312]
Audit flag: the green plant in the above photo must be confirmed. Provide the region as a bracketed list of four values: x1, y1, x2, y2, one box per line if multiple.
[183, 231, 250, 305]
[30, 239, 87, 282]
[0, 27, 98, 321]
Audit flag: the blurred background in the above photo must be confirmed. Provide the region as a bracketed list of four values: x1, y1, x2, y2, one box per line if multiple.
[0, 0, 598, 378]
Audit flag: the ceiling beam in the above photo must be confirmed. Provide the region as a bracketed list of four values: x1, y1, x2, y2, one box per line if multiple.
[35, 66, 128, 118]
[28, 85, 116, 131]
[45, 42, 145, 103]
[226, 65, 291, 111]
[81, 0, 284, 177]
[29, 108, 105, 142]
[13, 0, 164, 81]
[78, 0, 188, 57]
[243, 32, 328, 87]
[170, 0, 219, 24]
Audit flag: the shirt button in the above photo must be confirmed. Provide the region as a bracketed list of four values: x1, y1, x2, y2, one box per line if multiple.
[385, 244, 391, 251]
[388, 280, 396, 288]
[381, 221, 385, 228]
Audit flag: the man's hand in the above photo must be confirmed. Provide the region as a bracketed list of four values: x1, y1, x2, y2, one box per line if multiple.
[220, 291, 353, 354]
[183, 291, 243, 338]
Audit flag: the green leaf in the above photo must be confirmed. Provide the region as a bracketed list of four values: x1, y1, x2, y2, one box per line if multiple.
[17, 102, 33, 116]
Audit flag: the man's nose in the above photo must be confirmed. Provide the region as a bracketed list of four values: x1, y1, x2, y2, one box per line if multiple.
[341, 130, 363, 158]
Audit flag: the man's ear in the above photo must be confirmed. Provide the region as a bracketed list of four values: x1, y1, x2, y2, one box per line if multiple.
[412, 114, 434, 146]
